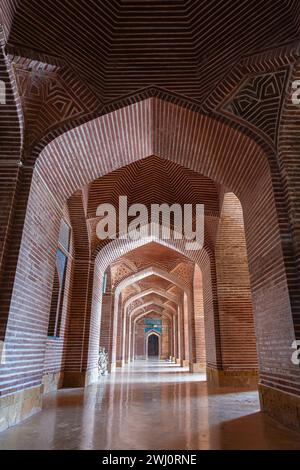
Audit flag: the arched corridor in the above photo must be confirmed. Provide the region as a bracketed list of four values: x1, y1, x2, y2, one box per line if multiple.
[1, 0, 300, 452]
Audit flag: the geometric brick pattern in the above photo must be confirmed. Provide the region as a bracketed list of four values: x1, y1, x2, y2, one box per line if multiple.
[5, 0, 299, 105]
[1, 0, 300, 433]
[14, 65, 88, 149]
[224, 71, 288, 144]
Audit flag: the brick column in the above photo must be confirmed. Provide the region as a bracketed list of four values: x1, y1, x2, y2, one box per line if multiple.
[183, 293, 191, 367]
[213, 192, 258, 386]
[114, 293, 124, 368]
[63, 260, 95, 387]
[176, 302, 185, 365]
[189, 265, 206, 373]
[135, 321, 145, 358]
[99, 270, 113, 369]
[161, 317, 170, 359]
[173, 315, 178, 360]
[63, 192, 98, 387]
[202, 254, 223, 376]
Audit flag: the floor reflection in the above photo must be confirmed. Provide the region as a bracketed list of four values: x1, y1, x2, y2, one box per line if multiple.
[0, 360, 299, 449]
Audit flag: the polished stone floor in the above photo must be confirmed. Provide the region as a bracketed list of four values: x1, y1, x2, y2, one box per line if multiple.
[0, 360, 299, 449]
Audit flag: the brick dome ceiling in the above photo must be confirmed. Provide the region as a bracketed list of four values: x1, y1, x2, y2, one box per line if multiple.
[111, 242, 193, 313]
[3, 0, 299, 104]
[74, 155, 221, 255]
[121, 242, 192, 272]
[87, 155, 220, 216]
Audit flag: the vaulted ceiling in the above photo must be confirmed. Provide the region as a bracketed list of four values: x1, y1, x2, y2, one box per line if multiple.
[3, 0, 299, 103]
[87, 155, 220, 217]
[1, 0, 298, 162]
[1, 0, 298, 325]
[85, 155, 220, 253]
[110, 242, 193, 313]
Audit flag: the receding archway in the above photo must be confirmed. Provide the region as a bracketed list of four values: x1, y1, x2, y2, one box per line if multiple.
[111, 265, 192, 369]
[2, 98, 299, 432]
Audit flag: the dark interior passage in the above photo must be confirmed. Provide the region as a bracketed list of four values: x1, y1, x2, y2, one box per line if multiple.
[148, 334, 159, 357]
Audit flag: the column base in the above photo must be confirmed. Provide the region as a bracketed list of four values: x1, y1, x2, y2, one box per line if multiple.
[206, 367, 259, 387]
[63, 367, 99, 388]
[176, 358, 183, 365]
[116, 360, 123, 368]
[182, 359, 189, 367]
[189, 362, 206, 373]
[42, 371, 64, 394]
[0, 384, 43, 432]
[259, 383, 300, 432]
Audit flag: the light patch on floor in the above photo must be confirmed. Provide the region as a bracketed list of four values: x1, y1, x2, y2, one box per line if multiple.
[0, 360, 299, 450]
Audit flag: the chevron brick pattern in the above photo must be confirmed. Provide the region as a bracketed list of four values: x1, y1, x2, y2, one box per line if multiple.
[0, 0, 300, 433]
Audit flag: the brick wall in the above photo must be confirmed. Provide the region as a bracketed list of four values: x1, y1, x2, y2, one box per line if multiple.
[43, 205, 74, 386]
[0, 173, 62, 396]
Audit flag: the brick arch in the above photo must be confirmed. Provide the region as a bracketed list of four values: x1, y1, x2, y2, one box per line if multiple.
[127, 299, 177, 318]
[2, 96, 300, 431]
[127, 301, 176, 322]
[3, 0, 298, 163]
[35, 97, 271, 202]
[111, 265, 192, 369]
[122, 290, 178, 362]
[0, 24, 24, 301]
[28, 86, 273, 164]
[90, 230, 216, 372]
[93, 222, 212, 283]
[1, 0, 300, 434]
[133, 310, 173, 324]
[130, 308, 174, 363]
[31, 97, 296, 395]
[31, 98, 297, 369]
[92, 224, 215, 362]
[92, 232, 213, 371]
[124, 288, 178, 313]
